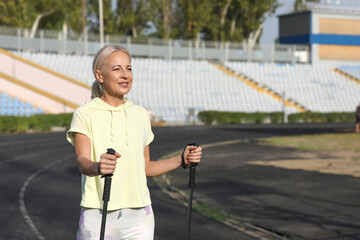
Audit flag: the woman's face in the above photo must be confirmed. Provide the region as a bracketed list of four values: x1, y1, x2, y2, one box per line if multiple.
[96, 51, 132, 98]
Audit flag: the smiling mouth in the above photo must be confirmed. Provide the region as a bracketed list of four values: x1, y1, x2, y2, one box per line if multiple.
[118, 82, 129, 87]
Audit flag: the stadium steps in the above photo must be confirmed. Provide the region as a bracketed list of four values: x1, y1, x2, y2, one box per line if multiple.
[0, 71, 79, 112]
[334, 68, 360, 85]
[0, 48, 91, 113]
[211, 62, 307, 112]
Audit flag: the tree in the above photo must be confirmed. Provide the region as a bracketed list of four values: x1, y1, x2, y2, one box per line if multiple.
[81, 0, 88, 40]
[0, 0, 84, 38]
[238, 0, 279, 49]
[147, 0, 177, 39]
[219, 0, 232, 41]
[176, 0, 214, 40]
[294, 0, 308, 12]
[0, 0, 279, 46]
[114, 0, 151, 37]
[201, 0, 233, 42]
[200, 0, 278, 46]
[66, 0, 85, 34]
[0, 0, 32, 28]
[32, 0, 86, 39]
[89, 0, 116, 34]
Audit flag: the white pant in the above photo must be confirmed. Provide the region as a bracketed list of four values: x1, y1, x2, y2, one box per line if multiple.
[77, 206, 155, 240]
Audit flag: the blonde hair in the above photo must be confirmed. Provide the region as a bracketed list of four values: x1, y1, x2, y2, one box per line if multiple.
[91, 45, 131, 99]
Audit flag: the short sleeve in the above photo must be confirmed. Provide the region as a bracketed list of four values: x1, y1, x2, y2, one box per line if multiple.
[66, 109, 91, 146]
[146, 128, 154, 146]
[145, 112, 154, 146]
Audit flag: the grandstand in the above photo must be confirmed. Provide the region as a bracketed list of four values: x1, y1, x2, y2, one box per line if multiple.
[337, 66, 360, 82]
[11, 52, 293, 123]
[15, 51, 94, 86]
[224, 62, 360, 113]
[1, 1, 360, 124]
[1, 49, 359, 123]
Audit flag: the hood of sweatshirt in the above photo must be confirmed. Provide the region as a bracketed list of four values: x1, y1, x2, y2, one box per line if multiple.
[88, 97, 133, 144]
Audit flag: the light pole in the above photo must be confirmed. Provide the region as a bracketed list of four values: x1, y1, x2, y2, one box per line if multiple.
[99, 0, 104, 48]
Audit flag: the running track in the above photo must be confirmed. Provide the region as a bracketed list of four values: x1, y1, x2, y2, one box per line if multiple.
[0, 124, 356, 240]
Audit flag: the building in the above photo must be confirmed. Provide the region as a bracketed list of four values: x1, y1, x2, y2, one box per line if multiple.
[278, 5, 360, 65]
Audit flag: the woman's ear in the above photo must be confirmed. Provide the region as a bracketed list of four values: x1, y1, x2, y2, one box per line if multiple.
[95, 70, 104, 83]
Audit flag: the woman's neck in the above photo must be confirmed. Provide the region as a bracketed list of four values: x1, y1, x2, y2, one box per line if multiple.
[100, 94, 125, 107]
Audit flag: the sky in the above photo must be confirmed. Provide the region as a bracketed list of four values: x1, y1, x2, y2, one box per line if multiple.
[260, 0, 295, 46]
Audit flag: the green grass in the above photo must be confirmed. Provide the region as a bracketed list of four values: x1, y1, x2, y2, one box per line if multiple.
[192, 202, 240, 223]
[260, 133, 360, 152]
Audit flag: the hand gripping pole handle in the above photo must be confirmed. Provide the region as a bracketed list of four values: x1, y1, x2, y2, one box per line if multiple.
[189, 142, 199, 167]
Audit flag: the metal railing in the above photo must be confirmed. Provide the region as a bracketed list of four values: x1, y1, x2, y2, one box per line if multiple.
[0, 26, 309, 63]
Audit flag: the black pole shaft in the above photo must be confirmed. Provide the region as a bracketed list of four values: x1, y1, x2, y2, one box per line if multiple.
[186, 166, 196, 240]
[99, 148, 115, 240]
[100, 200, 108, 240]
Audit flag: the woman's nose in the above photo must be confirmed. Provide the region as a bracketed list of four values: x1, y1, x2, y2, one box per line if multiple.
[120, 69, 129, 79]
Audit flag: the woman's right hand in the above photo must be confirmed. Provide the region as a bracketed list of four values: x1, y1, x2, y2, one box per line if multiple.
[98, 151, 121, 175]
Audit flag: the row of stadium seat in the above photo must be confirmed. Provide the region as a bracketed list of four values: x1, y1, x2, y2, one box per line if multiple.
[17, 52, 94, 86]
[128, 58, 288, 121]
[0, 92, 44, 116]
[13, 52, 290, 122]
[11, 51, 360, 122]
[224, 62, 360, 112]
[338, 66, 360, 80]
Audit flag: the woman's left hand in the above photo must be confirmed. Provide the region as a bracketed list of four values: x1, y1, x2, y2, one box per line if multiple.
[183, 145, 202, 166]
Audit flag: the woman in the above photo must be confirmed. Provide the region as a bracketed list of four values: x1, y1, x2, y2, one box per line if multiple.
[66, 45, 202, 240]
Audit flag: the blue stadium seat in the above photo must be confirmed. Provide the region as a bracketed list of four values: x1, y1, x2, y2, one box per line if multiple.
[0, 92, 44, 116]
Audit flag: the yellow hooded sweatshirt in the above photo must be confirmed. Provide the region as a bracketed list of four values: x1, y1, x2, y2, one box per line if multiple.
[67, 97, 154, 210]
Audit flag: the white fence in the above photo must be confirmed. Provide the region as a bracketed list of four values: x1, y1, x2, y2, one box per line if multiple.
[0, 26, 309, 63]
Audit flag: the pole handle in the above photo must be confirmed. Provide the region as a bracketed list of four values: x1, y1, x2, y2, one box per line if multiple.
[187, 143, 199, 189]
[102, 176, 112, 202]
[102, 148, 115, 202]
[188, 166, 196, 189]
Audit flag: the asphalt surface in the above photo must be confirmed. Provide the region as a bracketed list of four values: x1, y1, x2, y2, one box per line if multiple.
[0, 123, 358, 240]
[167, 127, 360, 240]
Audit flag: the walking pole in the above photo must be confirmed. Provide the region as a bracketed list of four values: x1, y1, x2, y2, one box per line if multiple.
[184, 143, 199, 240]
[100, 148, 115, 240]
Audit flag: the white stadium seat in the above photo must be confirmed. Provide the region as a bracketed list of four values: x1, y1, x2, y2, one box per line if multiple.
[225, 61, 360, 113]
[10, 51, 360, 122]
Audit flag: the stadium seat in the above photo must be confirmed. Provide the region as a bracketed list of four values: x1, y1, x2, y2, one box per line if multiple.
[338, 66, 360, 80]
[14, 51, 360, 122]
[225, 61, 360, 112]
[0, 92, 45, 116]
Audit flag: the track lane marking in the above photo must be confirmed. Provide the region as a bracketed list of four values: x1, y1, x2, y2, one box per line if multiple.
[18, 155, 74, 240]
[0, 141, 69, 166]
